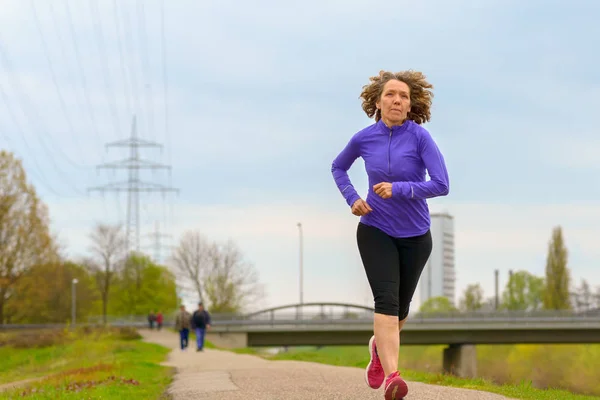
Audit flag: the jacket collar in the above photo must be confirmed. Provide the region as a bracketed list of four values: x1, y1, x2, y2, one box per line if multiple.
[376, 118, 413, 134]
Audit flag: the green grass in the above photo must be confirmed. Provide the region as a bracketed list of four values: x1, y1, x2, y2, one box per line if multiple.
[226, 344, 600, 400]
[0, 328, 173, 399]
[395, 370, 599, 400]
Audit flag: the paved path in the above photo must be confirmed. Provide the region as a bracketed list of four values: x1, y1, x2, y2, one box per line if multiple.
[142, 330, 516, 400]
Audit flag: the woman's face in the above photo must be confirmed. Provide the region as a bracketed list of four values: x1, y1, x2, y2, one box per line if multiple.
[377, 79, 411, 126]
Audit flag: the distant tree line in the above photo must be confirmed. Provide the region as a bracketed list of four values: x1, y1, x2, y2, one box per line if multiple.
[0, 150, 262, 325]
[420, 225, 600, 314]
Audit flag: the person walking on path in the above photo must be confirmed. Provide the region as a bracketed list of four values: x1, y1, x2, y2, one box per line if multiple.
[147, 311, 156, 330]
[331, 70, 450, 399]
[191, 302, 212, 352]
[156, 311, 164, 330]
[174, 305, 192, 350]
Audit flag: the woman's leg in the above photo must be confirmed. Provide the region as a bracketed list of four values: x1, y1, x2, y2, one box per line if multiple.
[357, 223, 401, 378]
[379, 230, 433, 399]
[397, 230, 433, 336]
[374, 313, 400, 377]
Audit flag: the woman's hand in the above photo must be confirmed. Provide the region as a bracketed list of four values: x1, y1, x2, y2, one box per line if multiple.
[373, 182, 393, 199]
[351, 199, 372, 216]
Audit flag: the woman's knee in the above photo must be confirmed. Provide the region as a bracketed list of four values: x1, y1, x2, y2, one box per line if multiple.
[398, 301, 412, 321]
[374, 290, 399, 316]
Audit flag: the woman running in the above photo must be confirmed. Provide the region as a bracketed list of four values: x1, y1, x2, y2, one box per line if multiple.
[331, 70, 450, 399]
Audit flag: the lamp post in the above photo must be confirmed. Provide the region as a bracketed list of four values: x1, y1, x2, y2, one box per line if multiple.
[297, 222, 304, 307]
[72, 278, 78, 328]
[296, 222, 304, 318]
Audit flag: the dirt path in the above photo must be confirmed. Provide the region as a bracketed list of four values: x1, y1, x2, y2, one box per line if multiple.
[142, 330, 516, 400]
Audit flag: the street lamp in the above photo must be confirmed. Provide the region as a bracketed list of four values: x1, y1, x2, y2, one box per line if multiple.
[297, 222, 304, 307]
[72, 278, 78, 328]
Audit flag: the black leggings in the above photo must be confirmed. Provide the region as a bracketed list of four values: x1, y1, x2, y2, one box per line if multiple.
[357, 222, 432, 320]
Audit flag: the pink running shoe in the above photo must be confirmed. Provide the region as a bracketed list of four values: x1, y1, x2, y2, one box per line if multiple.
[365, 335, 385, 389]
[384, 371, 408, 400]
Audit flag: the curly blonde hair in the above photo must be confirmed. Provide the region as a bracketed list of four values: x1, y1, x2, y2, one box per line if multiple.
[360, 70, 434, 125]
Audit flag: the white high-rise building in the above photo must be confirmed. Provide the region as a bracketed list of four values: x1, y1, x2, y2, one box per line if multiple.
[418, 212, 456, 306]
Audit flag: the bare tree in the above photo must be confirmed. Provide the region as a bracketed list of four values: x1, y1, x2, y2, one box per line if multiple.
[594, 286, 600, 311]
[169, 231, 214, 302]
[204, 239, 264, 314]
[169, 231, 264, 314]
[86, 223, 126, 324]
[575, 279, 593, 312]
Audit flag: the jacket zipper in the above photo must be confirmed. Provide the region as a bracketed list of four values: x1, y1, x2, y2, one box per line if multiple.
[388, 129, 392, 174]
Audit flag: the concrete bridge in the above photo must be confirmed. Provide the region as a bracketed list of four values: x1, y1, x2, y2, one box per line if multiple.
[205, 302, 600, 378]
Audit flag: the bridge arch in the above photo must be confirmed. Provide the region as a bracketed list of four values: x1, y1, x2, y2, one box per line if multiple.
[242, 302, 374, 319]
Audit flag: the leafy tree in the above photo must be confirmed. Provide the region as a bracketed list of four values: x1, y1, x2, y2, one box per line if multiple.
[501, 270, 544, 311]
[6, 261, 99, 323]
[543, 226, 571, 310]
[459, 283, 485, 311]
[419, 296, 457, 314]
[0, 151, 56, 324]
[110, 253, 178, 316]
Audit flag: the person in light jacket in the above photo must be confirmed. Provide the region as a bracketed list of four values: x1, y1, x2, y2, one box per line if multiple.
[174, 305, 191, 350]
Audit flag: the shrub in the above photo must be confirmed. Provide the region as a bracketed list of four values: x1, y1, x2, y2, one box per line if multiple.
[0, 329, 69, 349]
[0, 325, 142, 348]
[113, 326, 142, 341]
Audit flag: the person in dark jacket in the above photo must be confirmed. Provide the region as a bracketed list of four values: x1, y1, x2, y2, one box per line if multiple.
[191, 302, 211, 351]
[147, 311, 156, 330]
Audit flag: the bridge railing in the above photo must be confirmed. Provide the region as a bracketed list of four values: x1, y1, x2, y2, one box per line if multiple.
[3, 308, 599, 330]
[207, 308, 600, 326]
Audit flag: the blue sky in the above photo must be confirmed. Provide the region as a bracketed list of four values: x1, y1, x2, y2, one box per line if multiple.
[1, 0, 599, 312]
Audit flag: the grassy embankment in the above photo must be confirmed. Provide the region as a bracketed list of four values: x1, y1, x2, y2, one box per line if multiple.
[228, 343, 600, 400]
[0, 327, 172, 399]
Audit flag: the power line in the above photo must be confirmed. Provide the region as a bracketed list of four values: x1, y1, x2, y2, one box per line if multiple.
[136, 0, 155, 141]
[88, 0, 123, 140]
[30, 0, 88, 167]
[0, 43, 84, 196]
[0, 101, 69, 198]
[119, 1, 142, 138]
[111, 0, 132, 121]
[64, 0, 104, 148]
[160, 0, 173, 239]
[88, 115, 178, 255]
[160, 0, 171, 165]
[0, 35, 89, 191]
[0, 85, 48, 183]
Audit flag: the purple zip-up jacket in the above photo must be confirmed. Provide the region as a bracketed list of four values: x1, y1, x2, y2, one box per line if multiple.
[331, 119, 449, 238]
